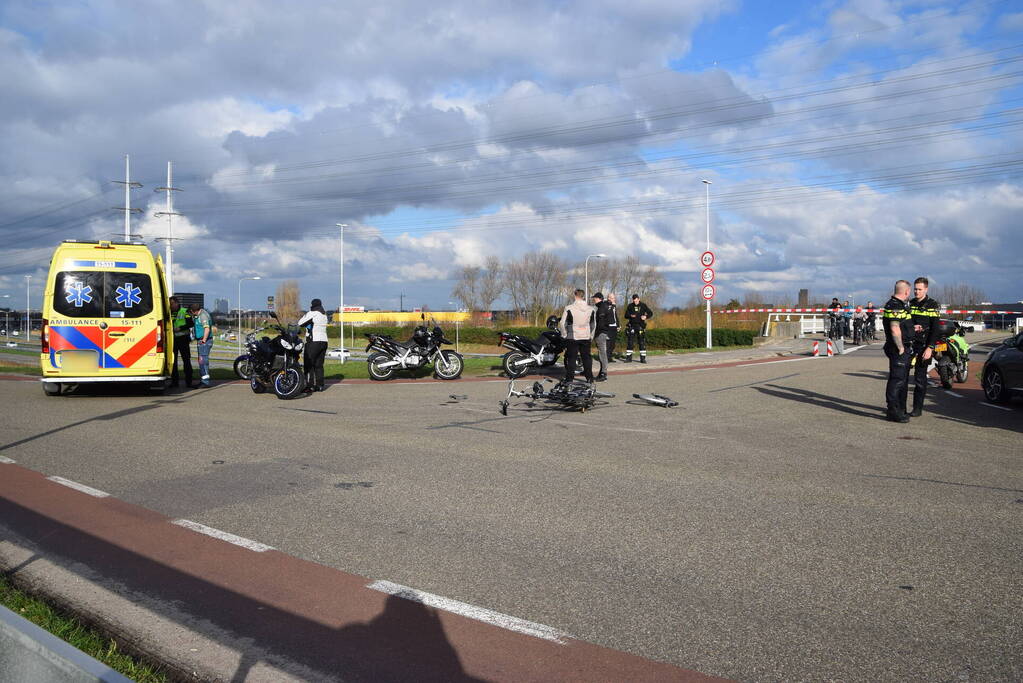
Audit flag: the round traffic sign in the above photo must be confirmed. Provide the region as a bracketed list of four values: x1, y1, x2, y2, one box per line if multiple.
[702, 284, 715, 300]
[700, 251, 715, 267]
[701, 267, 715, 283]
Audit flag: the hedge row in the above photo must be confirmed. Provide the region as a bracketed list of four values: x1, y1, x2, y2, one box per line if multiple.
[336, 325, 754, 349]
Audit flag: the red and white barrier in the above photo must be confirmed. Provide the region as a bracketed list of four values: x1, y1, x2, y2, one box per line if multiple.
[715, 307, 1023, 314]
[826, 339, 835, 357]
[812, 340, 819, 356]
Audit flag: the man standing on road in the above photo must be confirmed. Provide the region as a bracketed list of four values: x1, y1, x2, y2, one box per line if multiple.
[168, 296, 194, 389]
[558, 289, 595, 383]
[189, 302, 214, 387]
[883, 280, 914, 422]
[591, 292, 610, 382]
[909, 276, 941, 417]
[624, 294, 653, 363]
[605, 293, 620, 361]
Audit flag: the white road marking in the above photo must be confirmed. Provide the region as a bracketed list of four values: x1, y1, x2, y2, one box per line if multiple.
[945, 392, 963, 398]
[842, 345, 866, 354]
[367, 579, 570, 644]
[172, 519, 274, 552]
[0, 456, 15, 464]
[736, 357, 813, 367]
[47, 476, 109, 498]
[981, 402, 1013, 412]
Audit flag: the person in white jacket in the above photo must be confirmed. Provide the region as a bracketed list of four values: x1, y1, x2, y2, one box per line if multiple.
[297, 298, 329, 392]
[558, 289, 595, 383]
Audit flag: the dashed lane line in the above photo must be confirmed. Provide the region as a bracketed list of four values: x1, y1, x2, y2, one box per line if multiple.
[367, 579, 571, 644]
[981, 402, 1013, 412]
[46, 476, 109, 498]
[172, 519, 275, 552]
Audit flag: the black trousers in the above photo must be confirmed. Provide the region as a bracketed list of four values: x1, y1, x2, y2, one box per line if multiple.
[884, 343, 912, 413]
[911, 342, 930, 411]
[304, 341, 328, 389]
[563, 339, 593, 381]
[171, 336, 193, 385]
[625, 325, 646, 353]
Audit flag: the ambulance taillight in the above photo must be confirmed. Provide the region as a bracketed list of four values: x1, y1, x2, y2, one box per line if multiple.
[41, 319, 49, 353]
[155, 321, 164, 353]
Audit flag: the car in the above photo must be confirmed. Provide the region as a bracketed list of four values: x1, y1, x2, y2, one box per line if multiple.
[981, 332, 1023, 403]
[326, 347, 351, 361]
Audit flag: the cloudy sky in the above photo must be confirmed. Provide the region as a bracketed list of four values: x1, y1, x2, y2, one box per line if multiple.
[1, 0, 1021, 313]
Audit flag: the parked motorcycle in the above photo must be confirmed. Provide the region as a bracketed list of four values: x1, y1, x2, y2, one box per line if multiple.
[365, 318, 463, 380]
[233, 353, 253, 380]
[498, 315, 581, 378]
[931, 319, 970, 389]
[245, 313, 306, 399]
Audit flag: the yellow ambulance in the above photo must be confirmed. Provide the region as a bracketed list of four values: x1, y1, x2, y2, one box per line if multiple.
[40, 240, 173, 395]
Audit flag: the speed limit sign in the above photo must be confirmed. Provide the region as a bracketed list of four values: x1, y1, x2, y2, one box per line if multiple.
[700, 251, 715, 267]
[702, 284, 715, 300]
[701, 267, 715, 283]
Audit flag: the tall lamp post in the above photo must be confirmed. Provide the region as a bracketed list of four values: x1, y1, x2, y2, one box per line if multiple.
[585, 253, 607, 298]
[336, 223, 348, 363]
[702, 179, 712, 349]
[237, 276, 261, 355]
[1, 294, 10, 344]
[24, 275, 32, 341]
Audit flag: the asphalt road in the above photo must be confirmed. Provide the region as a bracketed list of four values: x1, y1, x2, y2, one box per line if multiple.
[2, 339, 1021, 681]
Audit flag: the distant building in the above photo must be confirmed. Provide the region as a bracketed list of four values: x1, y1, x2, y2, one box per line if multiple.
[214, 298, 229, 314]
[798, 289, 809, 307]
[174, 292, 204, 310]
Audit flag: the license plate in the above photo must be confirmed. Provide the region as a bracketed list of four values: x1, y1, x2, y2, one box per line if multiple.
[934, 343, 947, 352]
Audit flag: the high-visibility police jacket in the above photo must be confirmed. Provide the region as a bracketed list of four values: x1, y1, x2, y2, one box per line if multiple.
[882, 296, 912, 347]
[172, 308, 193, 339]
[909, 295, 941, 346]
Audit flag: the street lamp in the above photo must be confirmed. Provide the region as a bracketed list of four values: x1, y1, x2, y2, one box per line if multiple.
[237, 276, 261, 355]
[702, 179, 712, 350]
[336, 223, 348, 364]
[24, 275, 32, 341]
[0, 295, 10, 344]
[585, 253, 607, 298]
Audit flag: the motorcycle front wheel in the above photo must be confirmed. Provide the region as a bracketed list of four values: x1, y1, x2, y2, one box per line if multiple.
[502, 351, 532, 378]
[368, 353, 397, 381]
[273, 367, 305, 399]
[434, 350, 464, 380]
[234, 354, 253, 380]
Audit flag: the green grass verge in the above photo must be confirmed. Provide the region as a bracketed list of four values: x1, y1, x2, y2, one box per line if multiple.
[0, 574, 169, 682]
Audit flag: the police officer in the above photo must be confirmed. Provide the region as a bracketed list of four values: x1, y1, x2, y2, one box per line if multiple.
[882, 280, 914, 422]
[624, 293, 653, 363]
[605, 293, 620, 361]
[168, 296, 194, 389]
[591, 292, 610, 381]
[908, 276, 941, 417]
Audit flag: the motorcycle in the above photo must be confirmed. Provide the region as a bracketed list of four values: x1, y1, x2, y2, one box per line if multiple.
[233, 352, 253, 380]
[498, 315, 580, 378]
[365, 318, 464, 381]
[931, 319, 970, 389]
[245, 312, 307, 399]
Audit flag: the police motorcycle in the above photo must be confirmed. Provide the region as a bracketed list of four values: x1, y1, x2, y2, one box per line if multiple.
[498, 315, 581, 378]
[365, 317, 463, 380]
[244, 312, 306, 399]
[930, 319, 970, 389]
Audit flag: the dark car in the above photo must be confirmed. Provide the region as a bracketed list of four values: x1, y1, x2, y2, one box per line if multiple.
[982, 333, 1023, 403]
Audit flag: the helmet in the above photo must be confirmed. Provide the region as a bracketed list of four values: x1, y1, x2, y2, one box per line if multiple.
[546, 315, 559, 330]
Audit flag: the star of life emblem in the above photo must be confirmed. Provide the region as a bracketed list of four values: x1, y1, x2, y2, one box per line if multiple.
[115, 282, 142, 308]
[65, 282, 93, 307]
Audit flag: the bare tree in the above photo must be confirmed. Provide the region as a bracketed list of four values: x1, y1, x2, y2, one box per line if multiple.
[276, 280, 301, 322]
[935, 282, 986, 306]
[478, 255, 504, 313]
[504, 251, 568, 325]
[451, 266, 482, 311]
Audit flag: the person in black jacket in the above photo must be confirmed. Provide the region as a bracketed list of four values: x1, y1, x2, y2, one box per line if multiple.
[882, 280, 914, 422]
[591, 292, 610, 381]
[605, 293, 620, 361]
[908, 276, 941, 417]
[624, 294, 653, 363]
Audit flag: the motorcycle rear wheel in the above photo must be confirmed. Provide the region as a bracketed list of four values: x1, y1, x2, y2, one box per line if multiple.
[233, 354, 253, 380]
[273, 367, 305, 399]
[502, 351, 532, 378]
[955, 361, 969, 384]
[434, 350, 464, 380]
[937, 362, 953, 389]
[368, 353, 397, 381]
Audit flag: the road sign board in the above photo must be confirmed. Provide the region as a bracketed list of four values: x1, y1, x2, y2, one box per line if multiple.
[267, 296, 275, 311]
[700, 251, 714, 267]
[702, 284, 715, 300]
[701, 267, 715, 283]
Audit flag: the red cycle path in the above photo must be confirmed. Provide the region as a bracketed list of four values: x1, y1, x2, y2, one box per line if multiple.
[0, 464, 725, 682]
